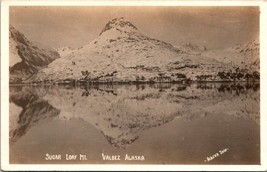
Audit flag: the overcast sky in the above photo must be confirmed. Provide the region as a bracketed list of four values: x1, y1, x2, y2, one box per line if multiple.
[10, 6, 259, 50]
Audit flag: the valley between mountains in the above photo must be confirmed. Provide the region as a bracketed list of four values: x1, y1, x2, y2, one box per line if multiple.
[9, 17, 260, 84]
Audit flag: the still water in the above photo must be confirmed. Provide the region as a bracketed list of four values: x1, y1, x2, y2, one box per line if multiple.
[9, 83, 260, 164]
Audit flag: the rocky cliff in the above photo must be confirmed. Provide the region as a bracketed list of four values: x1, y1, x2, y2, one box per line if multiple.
[9, 26, 60, 83]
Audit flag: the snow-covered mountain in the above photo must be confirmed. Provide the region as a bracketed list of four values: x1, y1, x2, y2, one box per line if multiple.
[14, 17, 259, 84]
[202, 39, 259, 70]
[9, 26, 60, 83]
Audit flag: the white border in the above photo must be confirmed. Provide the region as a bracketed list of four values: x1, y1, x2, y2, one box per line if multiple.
[1, 1, 267, 171]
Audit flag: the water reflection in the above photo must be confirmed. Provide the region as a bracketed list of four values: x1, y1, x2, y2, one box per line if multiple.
[9, 83, 260, 164]
[9, 86, 61, 143]
[10, 83, 259, 146]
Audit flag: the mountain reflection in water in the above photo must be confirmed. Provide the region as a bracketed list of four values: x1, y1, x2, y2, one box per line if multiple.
[9, 83, 260, 164]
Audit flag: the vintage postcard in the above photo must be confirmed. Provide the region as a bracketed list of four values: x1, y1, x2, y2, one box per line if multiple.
[1, 0, 267, 171]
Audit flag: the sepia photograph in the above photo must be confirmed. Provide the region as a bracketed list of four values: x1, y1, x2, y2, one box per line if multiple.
[1, 1, 267, 171]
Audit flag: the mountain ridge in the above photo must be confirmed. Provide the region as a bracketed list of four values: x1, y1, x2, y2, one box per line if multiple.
[9, 26, 61, 83]
[10, 18, 259, 84]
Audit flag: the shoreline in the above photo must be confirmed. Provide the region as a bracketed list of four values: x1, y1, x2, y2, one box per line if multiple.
[9, 80, 260, 87]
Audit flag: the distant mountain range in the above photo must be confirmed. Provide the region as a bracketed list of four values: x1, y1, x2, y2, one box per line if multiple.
[56, 46, 81, 57]
[9, 18, 260, 84]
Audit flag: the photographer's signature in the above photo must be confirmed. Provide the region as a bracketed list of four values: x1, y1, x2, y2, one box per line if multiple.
[204, 148, 229, 162]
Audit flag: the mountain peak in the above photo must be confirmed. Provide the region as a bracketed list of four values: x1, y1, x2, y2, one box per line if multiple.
[99, 17, 138, 36]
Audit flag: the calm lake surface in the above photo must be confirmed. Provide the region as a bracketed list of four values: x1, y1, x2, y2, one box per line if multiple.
[9, 83, 260, 164]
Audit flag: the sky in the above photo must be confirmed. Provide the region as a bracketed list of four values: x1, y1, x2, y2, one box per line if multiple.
[10, 6, 259, 50]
